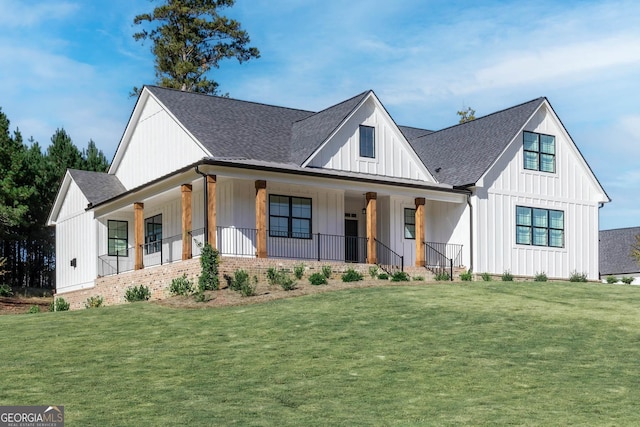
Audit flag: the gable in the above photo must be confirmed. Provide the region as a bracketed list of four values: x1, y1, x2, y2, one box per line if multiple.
[110, 90, 211, 190]
[47, 172, 89, 225]
[305, 94, 434, 182]
[480, 101, 609, 204]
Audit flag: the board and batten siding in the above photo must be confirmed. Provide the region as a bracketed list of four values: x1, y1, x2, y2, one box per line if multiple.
[113, 95, 209, 190]
[473, 105, 606, 280]
[307, 98, 432, 182]
[55, 180, 97, 293]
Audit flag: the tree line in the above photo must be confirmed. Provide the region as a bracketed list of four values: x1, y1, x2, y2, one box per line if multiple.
[0, 108, 109, 289]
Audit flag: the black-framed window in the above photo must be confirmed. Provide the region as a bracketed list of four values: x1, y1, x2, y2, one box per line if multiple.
[359, 125, 375, 158]
[404, 208, 416, 239]
[516, 206, 564, 247]
[523, 131, 555, 173]
[108, 220, 128, 256]
[269, 195, 312, 239]
[144, 214, 162, 254]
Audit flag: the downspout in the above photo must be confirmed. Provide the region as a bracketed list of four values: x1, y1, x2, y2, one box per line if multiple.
[195, 166, 208, 245]
[467, 194, 474, 273]
[598, 202, 605, 281]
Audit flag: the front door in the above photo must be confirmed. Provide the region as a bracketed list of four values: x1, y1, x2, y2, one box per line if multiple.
[345, 219, 358, 262]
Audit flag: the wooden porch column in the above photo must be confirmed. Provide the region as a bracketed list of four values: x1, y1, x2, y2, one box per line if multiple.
[415, 197, 426, 267]
[181, 184, 192, 260]
[207, 175, 217, 248]
[134, 202, 144, 270]
[366, 192, 377, 264]
[255, 180, 267, 258]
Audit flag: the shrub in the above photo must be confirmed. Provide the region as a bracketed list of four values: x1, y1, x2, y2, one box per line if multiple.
[54, 298, 70, 311]
[621, 277, 634, 285]
[413, 275, 425, 281]
[534, 272, 548, 282]
[227, 269, 250, 292]
[569, 271, 588, 282]
[239, 276, 258, 297]
[321, 265, 332, 279]
[606, 275, 618, 284]
[266, 267, 279, 285]
[85, 295, 104, 309]
[193, 291, 209, 302]
[170, 274, 194, 296]
[198, 243, 219, 291]
[278, 273, 296, 291]
[342, 268, 363, 282]
[0, 283, 13, 297]
[481, 272, 492, 281]
[435, 272, 450, 281]
[377, 273, 389, 280]
[391, 271, 410, 282]
[124, 285, 151, 302]
[459, 270, 473, 281]
[501, 270, 514, 282]
[309, 272, 327, 286]
[28, 305, 40, 314]
[292, 264, 305, 280]
[368, 266, 379, 278]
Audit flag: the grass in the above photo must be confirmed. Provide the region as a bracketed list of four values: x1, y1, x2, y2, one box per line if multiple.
[2, 281, 640, 425]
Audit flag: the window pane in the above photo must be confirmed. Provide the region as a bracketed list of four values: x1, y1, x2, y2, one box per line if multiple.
[540, 154, 555, 173]
[405, 224, 415, 239]
[269, 196, 289, 217]
[533, 227, 548, 246]
[516, 226, 531, 244]
[532, 209, 548, 228]
[360, 125, 375, 158]
[523, 151, 538, 170]
[516, 207, 531, 226]
[549, 229, 563, 247]
[540, 135, 555, 154]
[549, 210, 564, 229]
[292, 197, 311, 218]
[269, 217, 288, 236]
[292, 218, 311, 238]
[523, 132, 539, 151]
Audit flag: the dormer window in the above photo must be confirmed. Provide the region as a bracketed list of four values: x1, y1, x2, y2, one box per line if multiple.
[524, 131, 555, 173]
[359, 125, 375, 158]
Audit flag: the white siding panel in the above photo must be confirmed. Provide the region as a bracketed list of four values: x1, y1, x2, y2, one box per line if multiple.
[57, 212, 97, 293]
[114, 96, 208, 189]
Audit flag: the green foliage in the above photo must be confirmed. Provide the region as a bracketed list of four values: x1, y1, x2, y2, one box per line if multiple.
[85, 296, 104, 309]
[368, 266, 379, 278]
[569, 271, 588, 282]
[606, 275, 618, 284]
[481, 272, 492, 281]
[502, 270, 514, 282]
[132, 0, 260, 96]
[124, 285, 151, 302]
[226, 269, 249, 292]
[81, 140, 110, 172]
[309, 273, 327, 286]
[435, 272, 451, 281]
[632, 234, 640, 266]
[534, 272, 548, 282]
[621, 277, 634, 285]
[266, 267, 278, 285]
[228, 271, 257, 297]
[391, 271, 410, 282]
[413, 275, 425, 281]
[457, 106, 476, 124]
[459, 270, 473, 281]
[0, 283, 13, 297]
[54, 298, 70, 311]
[170, 274, 194, 296]
[322, 265, 332, 279]
[293, 264, 305, 280]
[341, 268, 363, 282]
[377, 273, 389, 280]
[198, 243, 219, 291]
[28, 305, 40, 314]
[265, 268, 296, 291]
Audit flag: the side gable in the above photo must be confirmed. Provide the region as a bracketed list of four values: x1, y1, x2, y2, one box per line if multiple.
[303, 92, 435, 182]
[47, 171, 87, 225]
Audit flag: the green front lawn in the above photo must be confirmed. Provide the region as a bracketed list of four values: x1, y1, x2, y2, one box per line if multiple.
[1, 281, 639, 426]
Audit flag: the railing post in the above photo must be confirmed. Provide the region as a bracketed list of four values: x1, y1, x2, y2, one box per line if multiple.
[116, 251, 120, 275]
[317, 233, 321, 261]
[401, 255, 404, 272]
[450, 258, 453, 281]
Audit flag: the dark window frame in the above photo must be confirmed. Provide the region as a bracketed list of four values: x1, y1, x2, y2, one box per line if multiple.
[144, 214, 162, 255]
[523, 130, 556, 173]
[269, 194, 312, 239]
[515, 206, 564, 248]
[359, 125, 375, 159]
[108, 220, 128, 256]
[404, 208, 416, 239]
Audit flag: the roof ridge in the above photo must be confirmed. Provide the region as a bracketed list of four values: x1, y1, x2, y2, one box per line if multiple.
[292, 90, 371, 124]
[145, 85, 316, 115]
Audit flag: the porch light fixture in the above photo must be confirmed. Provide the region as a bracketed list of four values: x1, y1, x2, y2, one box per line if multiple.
[70, 258, 77, 268]
[362, 207, 366, 215]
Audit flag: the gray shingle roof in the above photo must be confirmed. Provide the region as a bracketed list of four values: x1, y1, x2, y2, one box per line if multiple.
[409, 98, 546, 186]
[398, 125, 433, 141]
[291, 91, 370, 164]
[147, 86, 315, 164]
[599, 227, 640, 275]
[68, 169, 126, 205]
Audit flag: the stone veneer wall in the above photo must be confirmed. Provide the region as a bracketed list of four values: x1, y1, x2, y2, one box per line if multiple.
[56, 256, 379, 310]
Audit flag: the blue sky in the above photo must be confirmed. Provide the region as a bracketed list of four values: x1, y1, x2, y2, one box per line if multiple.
[1, 0, 639, 230]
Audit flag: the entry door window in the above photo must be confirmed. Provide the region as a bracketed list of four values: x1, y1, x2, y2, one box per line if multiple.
[145, 214, 162, 254]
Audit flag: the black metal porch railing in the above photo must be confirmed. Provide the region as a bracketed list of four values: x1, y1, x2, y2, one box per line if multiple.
[375, 238, 404, 275]
[424, 242, 463, 280]
[216, 227, 257, 257]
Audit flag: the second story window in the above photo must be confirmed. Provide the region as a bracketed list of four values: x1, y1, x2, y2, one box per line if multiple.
[359, 125, 375, 158]
[524, 131, 555, 173]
